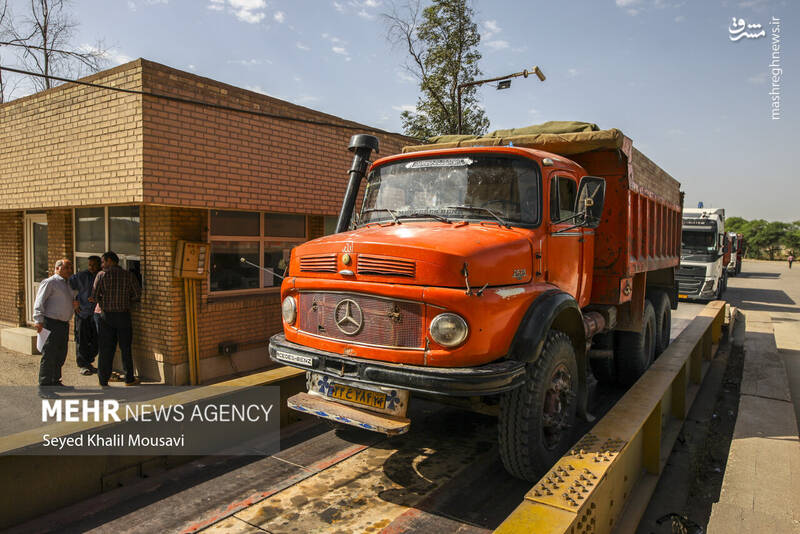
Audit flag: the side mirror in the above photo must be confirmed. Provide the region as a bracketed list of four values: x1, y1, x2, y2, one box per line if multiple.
[575, 176, 606, 229]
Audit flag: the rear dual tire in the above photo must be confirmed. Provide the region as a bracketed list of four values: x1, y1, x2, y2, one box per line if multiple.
[614, 300, 657, 387]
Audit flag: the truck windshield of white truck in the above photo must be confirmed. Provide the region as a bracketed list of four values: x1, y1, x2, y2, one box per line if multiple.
[681, 226, 717, 253]
[360, 154, 541, 227]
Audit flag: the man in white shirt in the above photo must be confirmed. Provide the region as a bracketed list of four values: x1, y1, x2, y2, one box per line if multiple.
[33, 258, 75, 387]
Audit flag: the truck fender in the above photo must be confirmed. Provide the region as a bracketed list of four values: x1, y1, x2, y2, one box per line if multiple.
[508, 289, 590, 420]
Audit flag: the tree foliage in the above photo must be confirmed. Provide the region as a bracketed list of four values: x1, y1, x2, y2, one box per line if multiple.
[724, 217, 798, 260]
[0, 0, 106, 100]
[383, 0, 489, 139]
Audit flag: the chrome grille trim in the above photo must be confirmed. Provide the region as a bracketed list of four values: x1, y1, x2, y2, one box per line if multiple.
[299, 254, 337, 272]
[296, 291, 424, 349]
[357, 255, 416, 277]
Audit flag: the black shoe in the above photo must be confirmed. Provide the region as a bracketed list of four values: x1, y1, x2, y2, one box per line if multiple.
[53, 381, 74, 389]
[79, 367, 93, 376]
[38, 388, 57, 399]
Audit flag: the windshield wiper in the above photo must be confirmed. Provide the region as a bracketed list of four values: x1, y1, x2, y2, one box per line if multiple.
[361, 208, 399, 224]
[445, 205, 510, 228]
[395, 212, 451, 223]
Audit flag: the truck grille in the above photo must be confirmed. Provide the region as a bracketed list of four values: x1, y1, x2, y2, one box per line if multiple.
[299, 254, 337, 273]
[296, 292, 424, 348]
[677, 265, 706, 277]
[357, 255, 416, 278]
[677, 278, 703, 293]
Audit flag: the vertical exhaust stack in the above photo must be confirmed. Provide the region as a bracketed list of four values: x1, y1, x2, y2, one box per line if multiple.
[335, 134, 380, 234]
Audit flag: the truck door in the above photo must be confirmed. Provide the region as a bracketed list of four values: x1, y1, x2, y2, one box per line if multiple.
[547, 173, 583, 298]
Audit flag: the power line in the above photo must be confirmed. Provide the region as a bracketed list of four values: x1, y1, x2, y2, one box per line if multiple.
[0, 64, 415, 140]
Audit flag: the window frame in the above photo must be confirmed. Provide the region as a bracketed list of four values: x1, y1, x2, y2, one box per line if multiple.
[208, 210, 308, 296]
[549, 175, 578, 223]
[73, 206, 141, 272]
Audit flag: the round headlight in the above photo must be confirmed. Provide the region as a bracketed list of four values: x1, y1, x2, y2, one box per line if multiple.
[429, 313, 469, 347]
[282, 296, 297, 325]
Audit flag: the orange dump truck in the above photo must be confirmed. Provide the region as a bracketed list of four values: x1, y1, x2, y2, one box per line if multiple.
[269, 122, 683, 480]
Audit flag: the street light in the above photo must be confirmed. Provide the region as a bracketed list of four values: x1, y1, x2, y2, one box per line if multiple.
[456, 65, 545, 135]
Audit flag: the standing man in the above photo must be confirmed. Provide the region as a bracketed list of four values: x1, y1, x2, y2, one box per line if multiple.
[33, 258, 75, 388]
[789, 253, 795, 269]
[92, 251, 142, 386]
[69, 256, 101, 375]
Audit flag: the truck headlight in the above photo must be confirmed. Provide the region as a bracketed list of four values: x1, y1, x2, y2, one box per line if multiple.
[282, 296, 297, 325]
[702, 280, 714, 292]
[429, 313, 468, 347]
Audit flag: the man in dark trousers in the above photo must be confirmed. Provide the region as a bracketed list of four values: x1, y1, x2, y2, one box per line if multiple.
[69, 255, 101, 375]
[92, 251, 142, 386]
[33, 258, 74, 389]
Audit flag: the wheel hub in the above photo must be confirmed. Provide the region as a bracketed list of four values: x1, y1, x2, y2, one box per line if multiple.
[542, 363, 574, 449]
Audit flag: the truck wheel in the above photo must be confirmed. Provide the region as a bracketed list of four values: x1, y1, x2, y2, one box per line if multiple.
[651, 292, 671, 357]
[614, 301, 656, 386]
[499, 331, 578, 482]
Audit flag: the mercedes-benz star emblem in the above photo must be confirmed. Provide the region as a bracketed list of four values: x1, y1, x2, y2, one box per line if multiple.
[334, 299, 363, 335]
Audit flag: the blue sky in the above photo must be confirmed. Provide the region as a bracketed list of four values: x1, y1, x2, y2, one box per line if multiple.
[3, 0, 797, 221]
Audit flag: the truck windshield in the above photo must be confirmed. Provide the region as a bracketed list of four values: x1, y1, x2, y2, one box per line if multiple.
[681, 229, 716, 251]
[359, 155, 540, 226]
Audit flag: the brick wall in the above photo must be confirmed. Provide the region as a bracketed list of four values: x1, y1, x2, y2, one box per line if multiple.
[134, 205, 203, 381]
[46, 209, 73, 275]
[140, 60, 410, 216]
[0, 212, 25, 326]
[0, 62, 144, 210]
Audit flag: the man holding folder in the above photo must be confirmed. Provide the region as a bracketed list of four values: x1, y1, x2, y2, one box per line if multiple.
[33, 258, 75, 388]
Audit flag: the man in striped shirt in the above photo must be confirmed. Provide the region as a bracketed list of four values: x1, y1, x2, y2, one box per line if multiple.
[92, 251, 142, 386]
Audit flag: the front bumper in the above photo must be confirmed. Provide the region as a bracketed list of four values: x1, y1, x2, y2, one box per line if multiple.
[269, 333, 525, 396]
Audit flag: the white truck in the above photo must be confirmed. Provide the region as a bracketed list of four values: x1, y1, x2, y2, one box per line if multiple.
[677, 207, 727, 301]
[727, 232, 743, 276]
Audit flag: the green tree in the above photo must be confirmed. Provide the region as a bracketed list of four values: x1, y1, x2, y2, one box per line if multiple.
[384, 0, 489, 139]
[748, 220, 788, 260]
[725, 216, 747, 235]
[783, 221, 800, 255]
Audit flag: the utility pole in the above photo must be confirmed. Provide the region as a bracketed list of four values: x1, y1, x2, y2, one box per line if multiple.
[457, 65, 546, 135]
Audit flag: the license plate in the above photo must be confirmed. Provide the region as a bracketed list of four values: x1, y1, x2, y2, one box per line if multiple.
[330, 383, 387, 409]
[308, 373, 409, 416]
[678, 294, 688, 299]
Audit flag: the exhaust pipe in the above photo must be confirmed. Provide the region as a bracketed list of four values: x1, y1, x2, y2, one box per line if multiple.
[335, 134, 380, 233]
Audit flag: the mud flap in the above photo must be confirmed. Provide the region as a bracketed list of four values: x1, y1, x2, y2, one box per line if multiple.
[288, 393, 411, 436]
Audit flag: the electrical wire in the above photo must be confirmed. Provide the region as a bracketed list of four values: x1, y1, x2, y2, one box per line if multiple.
[0, 64, 415, 139]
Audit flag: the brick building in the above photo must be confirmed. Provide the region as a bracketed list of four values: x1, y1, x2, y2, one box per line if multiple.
[0, 59, 410, 384]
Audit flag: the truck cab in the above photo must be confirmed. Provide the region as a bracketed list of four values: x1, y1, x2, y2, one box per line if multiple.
[727, 232, 743, 276]
[678, 208, 727, 300]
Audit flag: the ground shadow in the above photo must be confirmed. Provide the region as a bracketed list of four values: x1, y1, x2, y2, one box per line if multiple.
[726, 287, 796, 306]
[734, 272, 782, 279]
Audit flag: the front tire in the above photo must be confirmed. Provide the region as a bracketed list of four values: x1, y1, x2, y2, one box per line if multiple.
[614, 301, 656, 387]
[499, 331, 579, 482]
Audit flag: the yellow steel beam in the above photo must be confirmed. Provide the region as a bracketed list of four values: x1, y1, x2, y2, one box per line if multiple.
[495, 300, 727, 534]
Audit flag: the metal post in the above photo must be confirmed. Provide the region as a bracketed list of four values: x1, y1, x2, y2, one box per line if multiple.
[455, 66, 545, 135]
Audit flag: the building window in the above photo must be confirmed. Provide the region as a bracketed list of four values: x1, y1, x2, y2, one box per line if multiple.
[324, 215, 338, 236]
[209, 210, 307, 293]
[74, 207, 141, 282]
